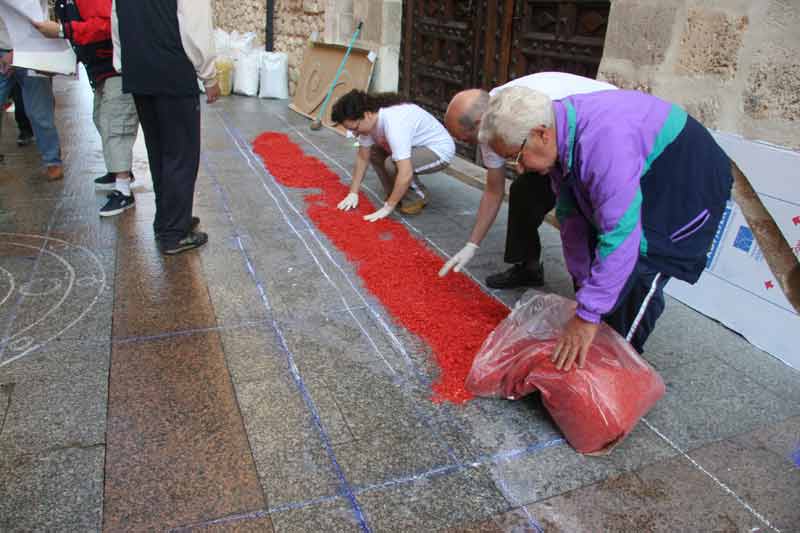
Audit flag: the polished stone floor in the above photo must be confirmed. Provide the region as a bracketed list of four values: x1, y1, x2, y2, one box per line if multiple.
[0, 77, 798, 532]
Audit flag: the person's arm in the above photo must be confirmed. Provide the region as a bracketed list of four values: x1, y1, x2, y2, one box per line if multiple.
[440, 138, 506, 276]
[0, 51, 14, 77]
[364, 116, 415, 222]
[556, 183, 593, 288]
[111, 0, 121, 72]
[337, 145, 370, 210]
[385, 158, 414, 208]
[438, 166, 505, 277]
[363, 156, 413, 222]
[176, 0, 217, 89]
[62, 0, 111, 45]
[469, 166, 506, 245]
[350, 145, 370, 192]
[553, 132, 644, 371]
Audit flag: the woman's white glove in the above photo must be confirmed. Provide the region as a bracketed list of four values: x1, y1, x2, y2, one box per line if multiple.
[363, 202, 394, 222]
[438, 242, 479, 277]
[337, 192, 359, 211]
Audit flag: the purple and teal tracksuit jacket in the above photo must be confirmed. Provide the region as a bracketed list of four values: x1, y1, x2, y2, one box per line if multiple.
[550, 90, 733, 324]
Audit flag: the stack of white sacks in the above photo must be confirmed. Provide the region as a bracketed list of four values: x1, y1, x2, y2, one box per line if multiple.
[213, 29, 289, 99]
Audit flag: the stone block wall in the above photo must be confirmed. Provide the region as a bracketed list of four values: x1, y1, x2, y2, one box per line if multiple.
[213, 0, 267, 44]
[599, 0, 800, 150]
[213, 0, 325, 95]
[213, 0, 399, 96]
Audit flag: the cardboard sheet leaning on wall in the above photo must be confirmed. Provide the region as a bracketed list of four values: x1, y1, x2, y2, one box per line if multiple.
[289, 41, 375, 134]
[666, 133, 800, 370]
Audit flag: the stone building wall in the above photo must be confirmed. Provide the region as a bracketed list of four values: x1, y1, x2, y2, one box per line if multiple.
[599, 0, 800, 150]
[213, 0, 267, 45]
[213, 0, 400, 96]
[212, 0, 797, 149]
[213, 0, 325, 95]
[273, 1, 326, 95]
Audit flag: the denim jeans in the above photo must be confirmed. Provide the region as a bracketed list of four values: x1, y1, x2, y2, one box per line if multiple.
[0, 53, 62, 166]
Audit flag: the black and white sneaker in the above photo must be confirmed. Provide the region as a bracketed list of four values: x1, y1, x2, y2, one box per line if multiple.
[94, 172, 135, 190]
[99, 191, 135, 217]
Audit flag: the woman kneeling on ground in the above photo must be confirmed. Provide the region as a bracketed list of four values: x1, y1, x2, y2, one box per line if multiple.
[331, 89, 455, 221]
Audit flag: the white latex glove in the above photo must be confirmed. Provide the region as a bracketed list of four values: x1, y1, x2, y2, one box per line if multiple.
[438, 242, 479, 277]
[363, 202, 394, 222]
[337, 192, 359, 211]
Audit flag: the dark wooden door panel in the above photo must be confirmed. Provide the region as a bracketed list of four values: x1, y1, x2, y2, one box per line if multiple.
[401, 0, 479, 117]
[400, 0, 609, 162]
[401, 0, 482, 157]
[509, 1, 609, 79]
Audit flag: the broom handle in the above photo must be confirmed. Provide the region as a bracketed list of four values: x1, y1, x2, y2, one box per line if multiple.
[731, 162, 800, 313]
[315, 21, 363, 124]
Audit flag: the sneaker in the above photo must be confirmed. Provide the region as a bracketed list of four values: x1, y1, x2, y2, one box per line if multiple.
[397, 195, 427, 215]
[99, 191, 135, 217]
[161, 231, 208, 255]
[485, 262, 545, 289]
[95, 172, 135, 190]
[16, 130, 34, 147]
[94, 173, 115, 190]
[44, 164, 64, 181]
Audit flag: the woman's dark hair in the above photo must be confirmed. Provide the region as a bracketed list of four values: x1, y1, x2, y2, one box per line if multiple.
[330, 90, 408, 124]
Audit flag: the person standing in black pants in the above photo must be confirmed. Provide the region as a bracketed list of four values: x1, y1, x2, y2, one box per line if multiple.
[111, 0, 219, 255]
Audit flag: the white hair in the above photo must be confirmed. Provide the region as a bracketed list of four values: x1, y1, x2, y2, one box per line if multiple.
[477, 86, 555, 148]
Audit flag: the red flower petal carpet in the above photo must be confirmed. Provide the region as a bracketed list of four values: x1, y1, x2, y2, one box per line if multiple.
[252, 132, 509, 403]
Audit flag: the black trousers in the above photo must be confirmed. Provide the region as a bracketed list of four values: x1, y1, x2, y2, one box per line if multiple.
[503, 171, 557, 264]
[133, 94, 201, 246]
[602, 258, 671, 353]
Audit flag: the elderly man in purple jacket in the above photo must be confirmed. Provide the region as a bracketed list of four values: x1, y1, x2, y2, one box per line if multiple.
[479, 87, 733, 371]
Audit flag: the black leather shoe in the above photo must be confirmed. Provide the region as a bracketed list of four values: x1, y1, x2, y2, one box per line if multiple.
[485, 262, 544, 289]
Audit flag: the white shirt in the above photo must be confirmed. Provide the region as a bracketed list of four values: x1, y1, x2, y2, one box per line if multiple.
[0, 19, 12, 50]
[111, 0, 217, 85]
[0, 0, 50, 50]
[358, 103, 455, 163]
[481, 72, 617, 169]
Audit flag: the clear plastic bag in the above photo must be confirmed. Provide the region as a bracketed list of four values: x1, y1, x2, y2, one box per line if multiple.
[466, 290, 665, 454]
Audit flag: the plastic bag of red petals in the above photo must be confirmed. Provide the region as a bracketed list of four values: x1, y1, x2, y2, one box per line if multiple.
[465, 290, 665, 455]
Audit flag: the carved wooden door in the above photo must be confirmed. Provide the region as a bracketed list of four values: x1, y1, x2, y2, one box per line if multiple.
[507, 0, 609, 80]
[400, 0, 482, 157]
[400, 0, 610, 160]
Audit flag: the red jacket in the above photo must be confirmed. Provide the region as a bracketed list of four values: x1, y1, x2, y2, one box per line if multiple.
[62, 0, 111, 45]
[56, 0, 116, 86]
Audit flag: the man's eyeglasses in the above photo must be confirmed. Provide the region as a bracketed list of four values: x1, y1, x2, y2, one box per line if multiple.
[512, 136, 528, 168]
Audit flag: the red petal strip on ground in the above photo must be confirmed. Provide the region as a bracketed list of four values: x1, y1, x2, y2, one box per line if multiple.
[252, 132, 509, 403]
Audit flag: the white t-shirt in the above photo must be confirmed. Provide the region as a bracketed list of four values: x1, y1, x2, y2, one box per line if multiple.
[358, 103, 455, 164]
[481, 72, 617, 169]
[0, 0, 49, 50]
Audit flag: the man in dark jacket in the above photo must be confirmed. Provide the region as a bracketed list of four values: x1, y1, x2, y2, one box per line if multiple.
[34, 0, 139, 216]
[111, 0, 219, 254]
